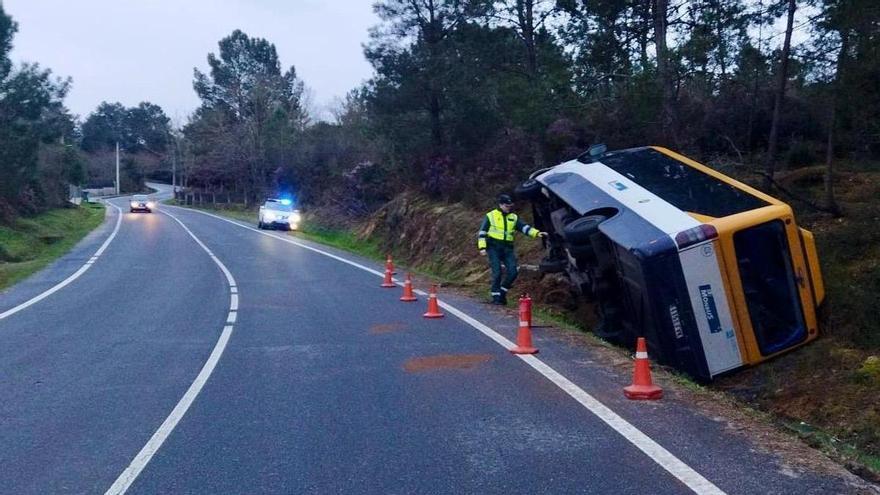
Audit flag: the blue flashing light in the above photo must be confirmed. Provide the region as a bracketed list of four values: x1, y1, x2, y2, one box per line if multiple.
[280, 199, 292, 206]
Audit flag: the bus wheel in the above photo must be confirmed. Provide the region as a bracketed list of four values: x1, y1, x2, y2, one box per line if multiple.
[563, 215, 606, 244]
[514, 179, 542, 200]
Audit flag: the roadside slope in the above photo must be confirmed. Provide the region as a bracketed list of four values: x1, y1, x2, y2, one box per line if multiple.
[0, 202, 106, 290]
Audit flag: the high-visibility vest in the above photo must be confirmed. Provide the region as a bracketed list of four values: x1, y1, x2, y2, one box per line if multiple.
[477, 209, 539, 249]
[486, 209, 517, 242]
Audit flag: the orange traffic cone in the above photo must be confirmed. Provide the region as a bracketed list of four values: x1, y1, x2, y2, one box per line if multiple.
[386, 254, 397, 275]
[510, 294, 538, 354]
[400, 273, 417, 302]
[623, 337, 663, 400]
[381, 267, 395, 288]
[423, 284, 444, 318]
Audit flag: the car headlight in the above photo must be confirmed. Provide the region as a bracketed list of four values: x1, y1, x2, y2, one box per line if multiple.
[147, 202, 155, 208]
[290, 213, 301, 223]
[130, 201, 138, 207]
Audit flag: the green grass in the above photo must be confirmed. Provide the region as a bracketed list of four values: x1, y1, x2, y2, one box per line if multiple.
[296, 224, 386, 261]
[785, 420, 880, 477]
[0, 203, 106, 290]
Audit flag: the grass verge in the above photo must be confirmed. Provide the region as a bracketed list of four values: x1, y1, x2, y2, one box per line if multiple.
[0, 202, 106, 290]
[785, 420, 880, 481]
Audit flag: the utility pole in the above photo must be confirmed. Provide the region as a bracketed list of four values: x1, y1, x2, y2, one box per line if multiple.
[171, 135, 177, 196]
[115, 141, 121, 195]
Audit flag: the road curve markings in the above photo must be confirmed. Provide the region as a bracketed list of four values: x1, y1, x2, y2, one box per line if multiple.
[0, 201, 124, 321]
[170, 205, 727, 495]
[105, 209, 239, 495]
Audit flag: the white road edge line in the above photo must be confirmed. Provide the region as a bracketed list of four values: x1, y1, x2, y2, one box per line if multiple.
[0, 201, 124, 321]
[105, 209, 238, 495]
[169, 205, 726, 495]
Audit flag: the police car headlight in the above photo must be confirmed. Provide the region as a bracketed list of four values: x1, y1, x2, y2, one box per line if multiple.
[290, 212, 302, 223]
[130, 201, 138, 208]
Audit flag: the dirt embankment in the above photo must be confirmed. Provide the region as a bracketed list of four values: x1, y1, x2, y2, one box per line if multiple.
[311, 171, 880, 475]
[348, 193, 601, 322]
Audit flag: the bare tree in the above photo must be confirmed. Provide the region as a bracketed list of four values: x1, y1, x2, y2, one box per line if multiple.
[491, 0, 557, 78]
[824, 28, 847, 216]
[765, 0, 797, 189]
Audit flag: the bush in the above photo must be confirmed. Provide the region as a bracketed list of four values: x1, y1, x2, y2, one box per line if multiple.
[786, 140, 817, 168]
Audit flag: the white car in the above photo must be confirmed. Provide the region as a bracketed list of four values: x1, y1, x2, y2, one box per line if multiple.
[129, 194, 154, 213]
[258, 199, 301, 231]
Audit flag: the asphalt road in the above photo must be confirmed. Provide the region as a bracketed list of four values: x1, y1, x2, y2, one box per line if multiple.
[0, 184, 874, 494]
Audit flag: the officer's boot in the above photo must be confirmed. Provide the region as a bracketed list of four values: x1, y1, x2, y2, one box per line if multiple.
[499, 289, 508, 306]
[491, 294, 503, 305]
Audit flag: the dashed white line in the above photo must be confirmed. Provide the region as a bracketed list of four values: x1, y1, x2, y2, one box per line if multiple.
[0, 201, 123, 321]
[105, 209, 239, 495]
[170, 205, 726, 495]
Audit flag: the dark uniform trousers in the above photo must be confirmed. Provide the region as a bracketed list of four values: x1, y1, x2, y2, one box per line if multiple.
[487, 240, 518, 297]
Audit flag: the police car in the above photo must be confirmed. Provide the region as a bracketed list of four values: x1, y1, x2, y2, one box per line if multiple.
[516, 145, 824, 381]
[258, 199, 301, 231]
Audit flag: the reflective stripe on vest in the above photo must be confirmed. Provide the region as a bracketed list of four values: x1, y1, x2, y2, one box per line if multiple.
[486, 210, 517, 242]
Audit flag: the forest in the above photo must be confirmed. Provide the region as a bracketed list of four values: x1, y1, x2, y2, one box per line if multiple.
[3, 1, 877, 216]
[171, 0, 877, 219]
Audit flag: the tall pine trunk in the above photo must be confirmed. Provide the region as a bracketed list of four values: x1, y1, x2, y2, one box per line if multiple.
[825, 31, 848, 216]
[824, 103, 840, 215]
[765, 0, 797, 189]
[653, 0, 675, 146]
[515, 0, 544, 167]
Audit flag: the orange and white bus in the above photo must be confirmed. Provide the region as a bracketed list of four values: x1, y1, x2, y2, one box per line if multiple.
[517, 146, 824, 381]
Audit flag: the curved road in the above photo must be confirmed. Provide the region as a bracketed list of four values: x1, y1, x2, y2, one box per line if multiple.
[0, 184, 874, 494]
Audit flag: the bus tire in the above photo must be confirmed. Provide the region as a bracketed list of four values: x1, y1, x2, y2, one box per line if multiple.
[563, 215, 606, 244]
[514, 179, 542, 200]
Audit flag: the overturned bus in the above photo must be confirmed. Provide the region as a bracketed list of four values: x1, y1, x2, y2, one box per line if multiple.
[516, 146, 824, 382]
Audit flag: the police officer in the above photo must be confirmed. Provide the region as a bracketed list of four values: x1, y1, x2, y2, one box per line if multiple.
[477, 193, 547, 305]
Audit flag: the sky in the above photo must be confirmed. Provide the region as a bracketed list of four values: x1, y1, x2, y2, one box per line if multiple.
[4, 0, 379, 123]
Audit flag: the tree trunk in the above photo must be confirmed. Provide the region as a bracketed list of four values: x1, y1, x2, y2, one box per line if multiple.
[429, 90, 442, 151]
[747, 60, 760, 154]
[824, 104, 840, 215]
[425, 0, 444, 153]
[825, 30, 848, 216]
[515, 0, 545, 167]
[653, 0, 675, 145]
[516, 0, 538, 78]
[765, 0, 797, 189]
